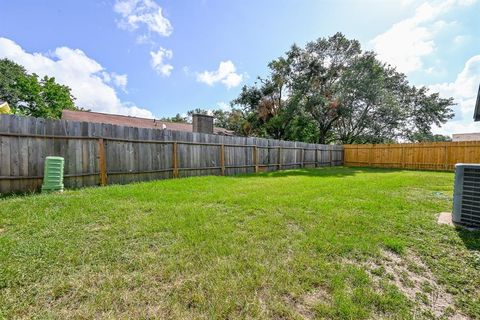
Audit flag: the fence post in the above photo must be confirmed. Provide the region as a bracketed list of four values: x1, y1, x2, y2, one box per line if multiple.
[253, 145, 258, 173]
[315, 147, 318, 168]
[172, 142, 178, 178]
[401, 145, 405, 169]
[98, 138, 108, 186]
[329, 146, 333, 166]
[220, 144, 225, 176]
[444, 144, 448, 170]
[278, 146, 282, 170]
[301, 148, 305, 168]
[369, 145, 373, 167]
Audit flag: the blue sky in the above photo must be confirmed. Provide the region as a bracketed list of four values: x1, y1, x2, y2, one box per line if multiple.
[0, 0, 479, 135]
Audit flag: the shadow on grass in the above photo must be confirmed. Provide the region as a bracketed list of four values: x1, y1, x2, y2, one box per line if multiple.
[0, 166, 442, 199]
[457, 227, 480, 254]
[0, 190, 37, 200]
[235, 166, 408, 179]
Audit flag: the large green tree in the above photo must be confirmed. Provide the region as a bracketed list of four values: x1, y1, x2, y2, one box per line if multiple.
[0, 59, 78, 119]
[229, 33, 454, 144]
[160, 113, 188, 123]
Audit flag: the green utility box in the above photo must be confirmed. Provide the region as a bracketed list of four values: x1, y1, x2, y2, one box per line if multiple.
[41, 156, 65, 193]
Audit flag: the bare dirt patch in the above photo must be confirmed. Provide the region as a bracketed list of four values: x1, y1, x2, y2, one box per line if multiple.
[367, 250, 468, 319]
[284, 287, 331, 320]
[286, 220, 304, 234]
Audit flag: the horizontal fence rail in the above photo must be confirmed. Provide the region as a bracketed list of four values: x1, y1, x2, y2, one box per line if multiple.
[0, 115, 343, 193]
[344, 142, 480, 171]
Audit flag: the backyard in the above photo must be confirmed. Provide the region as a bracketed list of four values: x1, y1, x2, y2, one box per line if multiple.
[0, 167, 479, 319]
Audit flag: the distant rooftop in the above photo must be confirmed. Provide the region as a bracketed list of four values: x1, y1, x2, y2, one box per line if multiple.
[61, 110, 234, 135]
[452, 132, 480, 142]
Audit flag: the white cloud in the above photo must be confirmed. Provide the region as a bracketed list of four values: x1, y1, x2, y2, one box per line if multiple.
[182, 66, 191, 76]
[217, 101, 231, 111]
[453, 34, 472, 45]
[196, 60, 243, 89]
[371, 0, 477, 74]
[150, 47, 173, 76]
[429, 55, 480, 135]
[111, 73, 128, 91]
[400, 0, 417, 6]
[0, 37, 154, 118]
[102, 72, 128, 92]
[114, 1, 175, 74]
[114, 0, 173, 37]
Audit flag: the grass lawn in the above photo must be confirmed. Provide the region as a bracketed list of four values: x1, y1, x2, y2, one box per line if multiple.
[0, 167, 479, 319]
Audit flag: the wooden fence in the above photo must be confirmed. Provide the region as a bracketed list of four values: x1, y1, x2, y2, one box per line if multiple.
[344, 142, 480, 171]
[0, 115, 343, 193]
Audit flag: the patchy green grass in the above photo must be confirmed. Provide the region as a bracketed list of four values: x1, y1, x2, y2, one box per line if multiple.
[0, 167, 479, 319]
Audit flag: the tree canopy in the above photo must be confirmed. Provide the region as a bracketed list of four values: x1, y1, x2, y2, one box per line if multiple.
[224, 33, 454, 144]
[0, 59, 78, 119]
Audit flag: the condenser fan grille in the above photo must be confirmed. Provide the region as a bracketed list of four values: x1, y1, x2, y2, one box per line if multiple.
[454, 164, 480, 227]
[460, 168, 480, 225]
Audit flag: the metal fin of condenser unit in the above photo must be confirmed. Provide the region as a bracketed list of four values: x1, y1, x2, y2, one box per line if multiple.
[453, 164, 480, 227]
[474, 83, 480, 121]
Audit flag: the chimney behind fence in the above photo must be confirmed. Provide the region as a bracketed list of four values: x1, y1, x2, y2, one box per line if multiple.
[192, 114, 214, 134]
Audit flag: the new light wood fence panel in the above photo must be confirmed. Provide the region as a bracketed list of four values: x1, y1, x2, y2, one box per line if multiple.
[0, 115, 344, 193]
[344, 142, 480, 171]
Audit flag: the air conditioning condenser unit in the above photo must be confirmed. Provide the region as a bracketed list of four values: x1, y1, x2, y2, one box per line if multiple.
[453, 164, 480, 227]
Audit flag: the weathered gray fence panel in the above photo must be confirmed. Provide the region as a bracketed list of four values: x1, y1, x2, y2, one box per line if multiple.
[255, 138, 269, 172]
[0, 114, 344, 193]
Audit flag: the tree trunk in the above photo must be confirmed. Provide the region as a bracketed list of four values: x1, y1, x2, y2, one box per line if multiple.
[318, 134, 327, 144]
